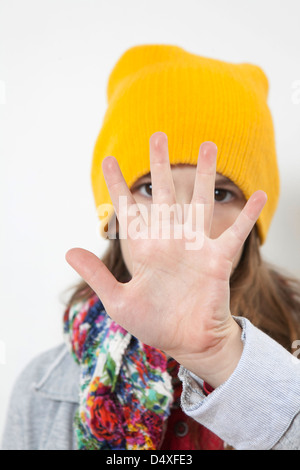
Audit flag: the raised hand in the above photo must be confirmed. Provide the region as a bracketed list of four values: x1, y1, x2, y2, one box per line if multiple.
[66, 132, 267, 388]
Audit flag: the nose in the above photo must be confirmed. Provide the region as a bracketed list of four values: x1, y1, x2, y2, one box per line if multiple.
[175, 189, 193, 206]
[172, 173, 194, 205]
[170, 185, 192, 224]
[169, 164, 197, 218]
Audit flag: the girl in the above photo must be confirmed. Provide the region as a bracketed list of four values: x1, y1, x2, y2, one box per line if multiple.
[2, 44, 300, 450]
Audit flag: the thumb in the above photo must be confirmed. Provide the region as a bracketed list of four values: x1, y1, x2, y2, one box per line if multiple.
[65, 248, 119, 309]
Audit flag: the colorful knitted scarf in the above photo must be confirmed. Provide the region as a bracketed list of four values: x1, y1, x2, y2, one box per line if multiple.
[63, 294, 174, 450]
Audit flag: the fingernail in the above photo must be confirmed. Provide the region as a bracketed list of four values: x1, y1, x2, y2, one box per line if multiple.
[201, 141, 217, 156]
[151, 132, 167, 149]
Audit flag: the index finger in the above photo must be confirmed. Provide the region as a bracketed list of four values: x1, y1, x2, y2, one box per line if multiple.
[102, 156, 147, 237]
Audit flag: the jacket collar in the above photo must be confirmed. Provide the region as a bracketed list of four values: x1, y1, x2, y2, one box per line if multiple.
[33, 344, 80, 404]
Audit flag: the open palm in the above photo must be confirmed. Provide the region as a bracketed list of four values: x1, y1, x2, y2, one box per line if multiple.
[66, 132, 267, 386]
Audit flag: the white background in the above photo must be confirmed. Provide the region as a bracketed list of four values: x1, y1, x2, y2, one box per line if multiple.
[1, 0, 300, 442]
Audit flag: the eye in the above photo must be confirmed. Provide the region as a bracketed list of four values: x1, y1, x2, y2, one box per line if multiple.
[133, 182, 152, 198]
[214, 188, 234, 203]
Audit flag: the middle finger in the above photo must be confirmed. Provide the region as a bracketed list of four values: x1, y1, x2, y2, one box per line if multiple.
[149, 132, 177, 211]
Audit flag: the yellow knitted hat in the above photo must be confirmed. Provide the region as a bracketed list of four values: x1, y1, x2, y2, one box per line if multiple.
[91, 44, 280, 244]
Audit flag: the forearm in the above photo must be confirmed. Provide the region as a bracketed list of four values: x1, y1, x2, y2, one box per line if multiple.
[175, 318, 244, 390]
[178, 316, 300, 450]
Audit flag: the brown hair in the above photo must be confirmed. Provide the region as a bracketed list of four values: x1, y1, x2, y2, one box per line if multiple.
[61, 227, 300, 449]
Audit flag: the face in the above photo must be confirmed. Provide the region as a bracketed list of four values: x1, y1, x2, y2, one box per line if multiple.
[117, 164, 247, 277]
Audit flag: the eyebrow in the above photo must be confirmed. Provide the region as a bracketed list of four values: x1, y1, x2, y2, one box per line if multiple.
[133, 172, 236, 186]
[138, 172, 151, 179]
[215, 176, 236, 185]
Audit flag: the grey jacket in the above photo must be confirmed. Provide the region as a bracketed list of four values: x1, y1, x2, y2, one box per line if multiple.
[1, 317, 300, 450]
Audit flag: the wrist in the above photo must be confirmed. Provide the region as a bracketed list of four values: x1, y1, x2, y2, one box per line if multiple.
[178, 319, 244, 389]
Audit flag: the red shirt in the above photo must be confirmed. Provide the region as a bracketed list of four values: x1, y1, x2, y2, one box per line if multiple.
[160, 359, 224, 450]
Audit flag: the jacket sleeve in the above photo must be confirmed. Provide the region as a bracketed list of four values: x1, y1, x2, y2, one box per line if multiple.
[1, 343, 79, 450]
[178, 316, 300, 450]
[1, 377, 25, 449]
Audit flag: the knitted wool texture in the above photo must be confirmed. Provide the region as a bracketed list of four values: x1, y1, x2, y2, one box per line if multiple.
[91, 44, 280, 244]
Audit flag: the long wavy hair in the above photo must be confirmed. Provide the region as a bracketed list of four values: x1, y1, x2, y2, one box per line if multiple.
[61, 225, 300, 449]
